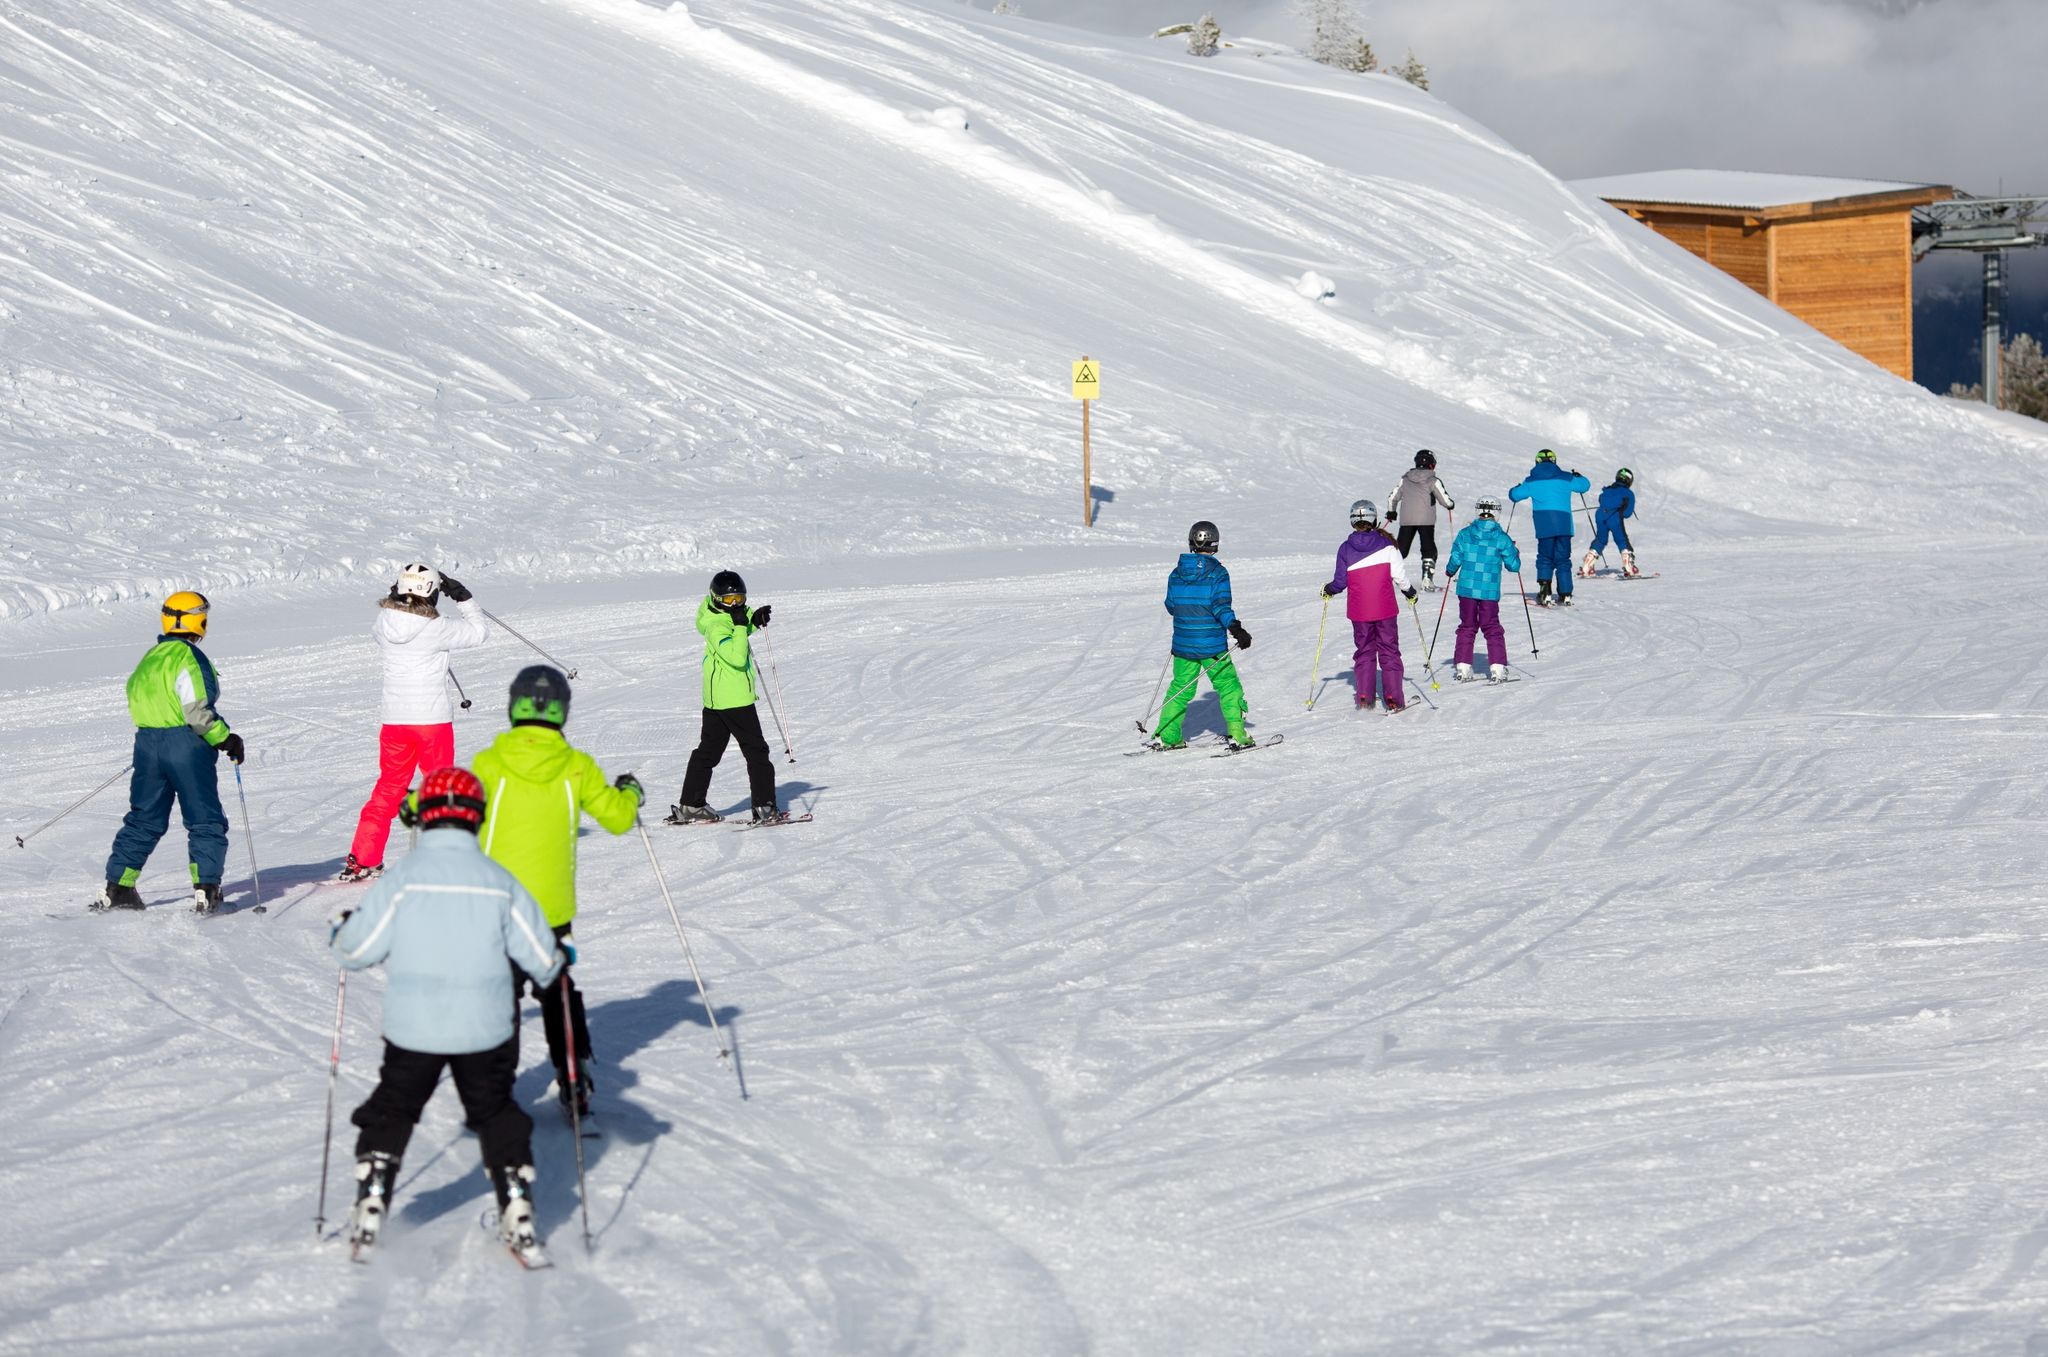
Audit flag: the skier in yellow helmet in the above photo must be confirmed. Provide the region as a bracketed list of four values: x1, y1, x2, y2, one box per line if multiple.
[96, 591, 246, 914]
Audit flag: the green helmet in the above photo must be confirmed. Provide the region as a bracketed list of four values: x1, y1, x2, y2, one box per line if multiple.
[1616, 467, 1634, 485]
[508, 665, 571, 728]
[1535, 448, 1558, 463]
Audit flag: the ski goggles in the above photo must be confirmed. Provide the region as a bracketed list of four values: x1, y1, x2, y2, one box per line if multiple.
[715, 590, 746, 606]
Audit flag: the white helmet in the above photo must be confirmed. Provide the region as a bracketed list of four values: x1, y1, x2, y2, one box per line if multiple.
[393, 563, 443, 601]
[1475, 496, 1502, 518]
[1349, 499, 1380, 529]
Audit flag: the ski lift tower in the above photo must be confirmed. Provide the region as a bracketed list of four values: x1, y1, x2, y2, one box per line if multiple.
[1913, 194, 2048, 406]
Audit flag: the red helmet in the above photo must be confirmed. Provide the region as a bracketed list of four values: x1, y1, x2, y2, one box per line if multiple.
[416, 767, 487, 832]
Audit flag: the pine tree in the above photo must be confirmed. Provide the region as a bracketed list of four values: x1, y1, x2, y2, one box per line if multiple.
[1394, 48, 1428, 89]
[1187, 13, 1222, 56]
[1945, 332, 2048, 422]
[1295, 0, 1360, 68]
[992, 0, 1016, 13]
[1340, 37, 1378, 73]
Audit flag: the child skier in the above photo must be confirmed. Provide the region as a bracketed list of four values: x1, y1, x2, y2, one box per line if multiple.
[1384, 449, 1455, 590]
[1507, 449, 1591, 607]
[341, 563, 490, 882]
[666, 570, 784, 825]
[330, 765, 565, 1268]
[472, 666, 645, 1118]
[1322, 500, 1419, 713]
[1443, 496, 1522, 683]
[1152, 520, 1254, 750]
[1581, 467, 1640, 577]
[95, 590, 247, 914]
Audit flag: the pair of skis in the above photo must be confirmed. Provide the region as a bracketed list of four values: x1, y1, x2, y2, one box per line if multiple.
[1127, 733, 1285, 758]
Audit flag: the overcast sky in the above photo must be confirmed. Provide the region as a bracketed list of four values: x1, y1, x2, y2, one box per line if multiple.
[1006, 0, 2048, 192]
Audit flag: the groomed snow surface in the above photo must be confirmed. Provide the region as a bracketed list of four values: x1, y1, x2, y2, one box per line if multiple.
[5, 0, 2048, 1352]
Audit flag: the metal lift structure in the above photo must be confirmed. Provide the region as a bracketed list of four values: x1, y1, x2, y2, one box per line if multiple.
[1913, 194, 2048, 406]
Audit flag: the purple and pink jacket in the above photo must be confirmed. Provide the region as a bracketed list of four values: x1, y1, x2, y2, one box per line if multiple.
[1325, 528, 1411, 622]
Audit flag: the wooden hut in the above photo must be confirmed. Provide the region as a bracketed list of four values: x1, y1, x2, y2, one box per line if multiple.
[1574, 171, 1953, 379]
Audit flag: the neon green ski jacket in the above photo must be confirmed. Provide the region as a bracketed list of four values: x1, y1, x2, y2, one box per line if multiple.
[125, 636, 231, 747]
[473, 726, 641, 929]
[697, 595, 758, 710]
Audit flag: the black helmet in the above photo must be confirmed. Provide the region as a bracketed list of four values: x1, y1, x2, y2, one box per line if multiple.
[1187, 521, 1220, 553]
[1615, 467, 1634, 486]
[1414, 449, 1436, 469]
[508, 665, 571, 728]
[709, 570, 747, 604]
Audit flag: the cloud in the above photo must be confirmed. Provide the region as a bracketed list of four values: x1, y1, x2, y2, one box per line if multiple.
[1008, 0, 2048, 192]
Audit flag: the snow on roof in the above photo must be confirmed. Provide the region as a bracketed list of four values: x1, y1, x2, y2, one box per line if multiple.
[1572, 170, 1940, 211]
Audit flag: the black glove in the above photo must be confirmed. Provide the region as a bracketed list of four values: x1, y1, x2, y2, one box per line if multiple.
[724, 599, 751, 624]
[220, 732, 246, 765]
[1230, 622, 1252, 650]
[398, 790, 420, 829]
[750, 604, 772, 630]
[439, 575, 471, 603]
[615, 773, 644, 805]
[1386, 507, 1398, 522]
[1404, 588, 1419, 604]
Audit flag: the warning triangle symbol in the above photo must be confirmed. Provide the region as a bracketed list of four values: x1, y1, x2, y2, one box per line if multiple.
[1078, 365, 1096, 382]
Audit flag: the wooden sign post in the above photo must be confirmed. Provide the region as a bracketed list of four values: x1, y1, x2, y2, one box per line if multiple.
[1071, 356, 1100, 527]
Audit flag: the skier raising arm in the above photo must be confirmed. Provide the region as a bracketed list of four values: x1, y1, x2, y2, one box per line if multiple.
[341, 564, 491, 882]
[667, 570, 785, 825]
[1507, 450, 1591, 607]
[330, 766, 564, 1268]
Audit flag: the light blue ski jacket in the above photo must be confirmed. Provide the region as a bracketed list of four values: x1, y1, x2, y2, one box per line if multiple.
[331, 828, 563, 1055]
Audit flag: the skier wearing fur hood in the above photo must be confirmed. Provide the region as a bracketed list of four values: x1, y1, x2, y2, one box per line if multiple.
[341, 563, 491, 881]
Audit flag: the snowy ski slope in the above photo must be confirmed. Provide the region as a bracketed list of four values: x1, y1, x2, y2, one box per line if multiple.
[5, 0, 2048, 1353]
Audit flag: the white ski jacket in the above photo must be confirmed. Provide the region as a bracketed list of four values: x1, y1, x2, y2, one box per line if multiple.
[373, 598, 490, 725]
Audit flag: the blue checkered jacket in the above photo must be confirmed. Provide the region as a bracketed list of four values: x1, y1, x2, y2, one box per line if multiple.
[1444, 517, 1523, 602]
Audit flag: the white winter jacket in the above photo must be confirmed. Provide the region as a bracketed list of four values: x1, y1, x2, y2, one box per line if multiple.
[373, 598, 490, 725]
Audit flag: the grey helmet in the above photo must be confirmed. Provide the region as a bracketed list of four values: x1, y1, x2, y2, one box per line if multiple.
[1348, 499, 1380, 529]
[1187, 520, 1220, 553]
[1475, 495, 1503, 518]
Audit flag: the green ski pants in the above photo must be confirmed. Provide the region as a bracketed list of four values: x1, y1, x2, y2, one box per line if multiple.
[1155, 654, 1246, 745]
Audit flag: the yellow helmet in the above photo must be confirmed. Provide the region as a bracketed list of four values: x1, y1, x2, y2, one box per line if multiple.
[161, 590, 210, 637]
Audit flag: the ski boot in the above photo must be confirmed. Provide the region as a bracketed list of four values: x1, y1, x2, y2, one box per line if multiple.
[751, 803, 790, 826]
[1454, 662, 1474, 682]
[348, 1151, 401, 1261]
[1578, 550, 1598, 578]
[192, 883, 223, 916]
[1535, 581, 1553, 607]
[1354, 695, 1374, 711]
[337, 854, 381, 884]
[93, 881, 146, 912]
[1421, 558, 1437, 591]
[664, 802, 721, 826]
[1555, 592, 1575, 608]
[1622, 549, 1641, 578]
[1383, 701, 1408, 716]
[491, 1164, 549, 1269]
[1223, 735, 1256, 752]
[1489, 664, 1509, 684]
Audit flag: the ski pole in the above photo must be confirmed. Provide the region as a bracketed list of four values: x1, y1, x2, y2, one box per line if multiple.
[1504, 501, 1540, 657]
[1427, 577, 1452, 670]
[635, 818, 739, 1087]
[314, 970, 348, 1238]
[447, 668, 473, 711]
[232, 765, 268, 915]
[1405, 676, 1438, 711]
[756, 633, 795, 763]
[480, 608, 576, 679]
[1408, 597, 1439, 690]
[1137, 652, 1173, 731]
[14, 763, 130, 849]
[1304, 592, 1329, 710]
[562, 970, 593, 1253]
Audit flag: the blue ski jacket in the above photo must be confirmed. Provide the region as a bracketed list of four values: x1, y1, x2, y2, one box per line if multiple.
[1595, 482, 1635, 529]
[331, 828, 563, 1055]
[1508, 462, 1592, 539]
[1164, 553, 1237, 659]
[1443, 518, 1523, 602]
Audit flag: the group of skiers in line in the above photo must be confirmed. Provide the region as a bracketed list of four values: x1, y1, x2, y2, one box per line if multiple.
[89, 565, 790, 1264]
[1150, 449, 1639, 742]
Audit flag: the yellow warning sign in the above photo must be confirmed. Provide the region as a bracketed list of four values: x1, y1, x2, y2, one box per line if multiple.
[1071, 360, 1100, 401]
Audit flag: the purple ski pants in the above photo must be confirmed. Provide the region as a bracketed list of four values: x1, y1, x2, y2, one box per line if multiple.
[1352, 619, 1405, 705]
[1454, 596, 1506, 667]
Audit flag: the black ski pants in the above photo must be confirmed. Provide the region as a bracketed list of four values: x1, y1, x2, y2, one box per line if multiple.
[680, 704, 776, 809]
[351, 1035, 531, 1170]
[1396, 524, 1438, 563]
[525, 921, 591, 1084]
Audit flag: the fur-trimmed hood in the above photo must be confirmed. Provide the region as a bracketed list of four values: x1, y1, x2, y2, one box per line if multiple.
[380, 595, 440, 620]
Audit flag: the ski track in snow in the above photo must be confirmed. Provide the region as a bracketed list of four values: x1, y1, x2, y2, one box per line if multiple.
[4, 540, 2048, 1353]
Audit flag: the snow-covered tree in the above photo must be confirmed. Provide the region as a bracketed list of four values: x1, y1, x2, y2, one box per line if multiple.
[1339, 37, 1378, 73]
[1187, 13, 1222, 57]
[992, 0, 1017, 14]
[1946, 332, 2048, 422]
[1295, 0, 1361, 68]
[1393, 48, 1428, 89]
